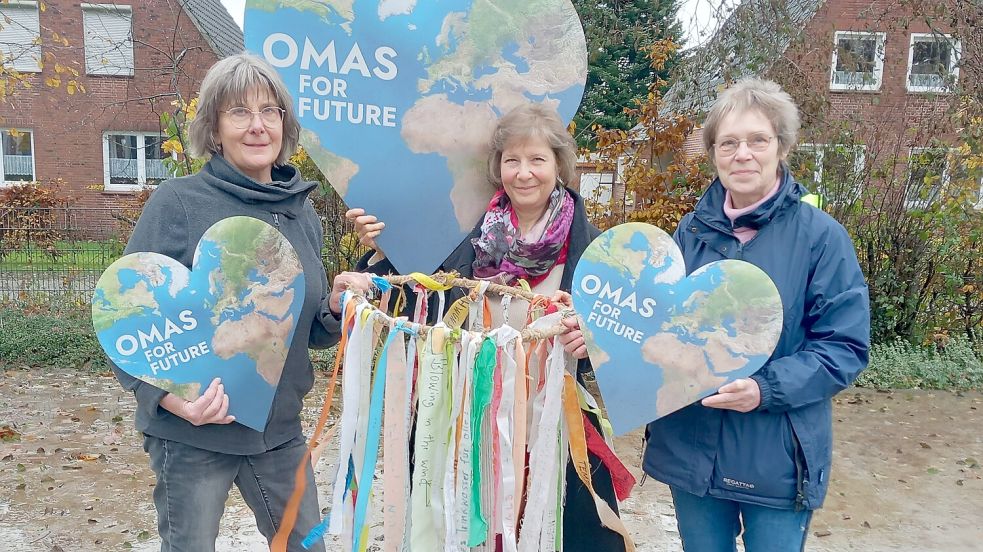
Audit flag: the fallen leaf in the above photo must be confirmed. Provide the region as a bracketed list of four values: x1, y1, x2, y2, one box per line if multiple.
[0, 426, 20, 442]
[919, 442, 932, 449]
[69, 452, 103, 462]
[814, 530, 832, 537]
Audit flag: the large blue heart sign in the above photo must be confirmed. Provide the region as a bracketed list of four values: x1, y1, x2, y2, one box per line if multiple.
[91, 216, 306, 432]
[244, 0, 588, 273]
[572, 223, 784, 435]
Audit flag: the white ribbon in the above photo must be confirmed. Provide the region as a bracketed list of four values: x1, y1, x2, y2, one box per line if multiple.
[519, 337, 567, 552]
[328, 302, 372, 535]
[494, 325, 521, 552]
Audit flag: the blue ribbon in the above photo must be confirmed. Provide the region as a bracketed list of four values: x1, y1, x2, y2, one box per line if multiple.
[303, 456, 355, 549]
[371, 275, 392, 293]
[351, 320, 417, 551]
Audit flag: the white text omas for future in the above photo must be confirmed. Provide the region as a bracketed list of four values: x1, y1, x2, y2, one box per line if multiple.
[114, 310, 210, 376]
[579, 274, 657, 344]
[264, 33, 399, 128]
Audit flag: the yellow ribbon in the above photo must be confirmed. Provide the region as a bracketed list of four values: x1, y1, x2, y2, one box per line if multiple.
[409, 271, 456, 291]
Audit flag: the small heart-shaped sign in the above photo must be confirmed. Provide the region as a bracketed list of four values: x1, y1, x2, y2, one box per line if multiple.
[572, 222, 783, 435]
[92, 216, 306, 432]
[243, 1, 587, 273]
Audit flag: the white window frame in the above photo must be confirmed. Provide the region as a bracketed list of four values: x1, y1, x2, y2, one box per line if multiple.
[904, 147, 954, 210]
[102, 131, 173, 192]
[830, 31, 886, 92]
[906, 33, 961, 93]
[82, 3, 133, 76]
[0, 1, 42, 72]
[794, 143, 866, 204]
[0, 128, 36, 185]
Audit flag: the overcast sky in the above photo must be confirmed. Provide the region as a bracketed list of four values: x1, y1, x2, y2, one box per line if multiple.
[217, 0, 731, 49]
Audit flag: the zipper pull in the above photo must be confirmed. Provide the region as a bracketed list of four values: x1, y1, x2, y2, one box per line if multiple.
[272, 213, 280, 228]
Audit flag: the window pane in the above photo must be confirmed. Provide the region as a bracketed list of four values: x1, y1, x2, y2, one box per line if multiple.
[143, 135, 165, 160]
[143, 135, 170, 184]
[909, 37, 955, 90]
[905, 150, 947, 208]
[911, 40, 947, 75]
[836, 37, 875, 73]
[2, 130, 34, 181]
[108, 134, 138, 160]
[108, 134, 138, 184]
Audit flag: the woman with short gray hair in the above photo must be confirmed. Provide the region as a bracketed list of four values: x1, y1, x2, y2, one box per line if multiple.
[558, 78, 871, 551]
[110, 52, 369, 551]
[641, 78, 869, 550]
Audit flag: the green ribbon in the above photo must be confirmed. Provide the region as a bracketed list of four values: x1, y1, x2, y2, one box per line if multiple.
[468, 337, 497, 546]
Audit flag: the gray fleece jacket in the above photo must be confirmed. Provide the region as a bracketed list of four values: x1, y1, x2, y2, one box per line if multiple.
[113, 154, 341, 454]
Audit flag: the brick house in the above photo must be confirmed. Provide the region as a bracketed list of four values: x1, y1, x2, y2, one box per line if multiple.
[0, 0, 242, 216]
[582, 0, 980, 212]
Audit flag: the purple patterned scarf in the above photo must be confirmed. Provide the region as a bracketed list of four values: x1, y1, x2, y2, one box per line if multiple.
[471, 186, 575, 285]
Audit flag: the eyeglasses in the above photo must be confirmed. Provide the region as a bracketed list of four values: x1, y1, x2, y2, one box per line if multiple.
[223, 106, 285, 129]
[714, 134, 775, 156]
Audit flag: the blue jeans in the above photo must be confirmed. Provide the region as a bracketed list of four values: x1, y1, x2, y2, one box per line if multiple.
[144, 434, 325, 552]
[670, 486, 812, 552]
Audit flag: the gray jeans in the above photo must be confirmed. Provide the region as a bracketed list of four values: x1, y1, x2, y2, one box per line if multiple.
[144, 434, 326, 552]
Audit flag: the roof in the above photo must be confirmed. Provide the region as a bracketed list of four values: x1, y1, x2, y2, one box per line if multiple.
[661, 0, 824, 117]
[180, 0, 244, 58]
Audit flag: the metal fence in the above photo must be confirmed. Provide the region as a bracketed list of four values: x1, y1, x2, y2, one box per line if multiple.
[0, 200, 366, 306]
[0, 207, 129, 303]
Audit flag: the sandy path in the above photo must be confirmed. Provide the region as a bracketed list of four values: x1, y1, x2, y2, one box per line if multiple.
[1, 368, 980, 551]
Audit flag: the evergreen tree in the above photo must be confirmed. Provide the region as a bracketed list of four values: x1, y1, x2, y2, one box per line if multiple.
[572, 0, 683, 147]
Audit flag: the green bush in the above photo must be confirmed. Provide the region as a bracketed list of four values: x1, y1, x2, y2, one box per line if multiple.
[856, 336, 983, 390]
[0, 309, 108, 370]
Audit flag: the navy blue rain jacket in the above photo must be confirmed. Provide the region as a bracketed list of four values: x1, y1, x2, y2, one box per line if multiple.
[642, 169, 870, 510]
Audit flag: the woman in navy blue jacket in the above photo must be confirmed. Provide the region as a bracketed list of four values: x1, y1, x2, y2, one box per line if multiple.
[563, 78, 870, 551]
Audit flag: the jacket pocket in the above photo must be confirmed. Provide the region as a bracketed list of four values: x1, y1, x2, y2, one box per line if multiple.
[709, 411, 799, 504]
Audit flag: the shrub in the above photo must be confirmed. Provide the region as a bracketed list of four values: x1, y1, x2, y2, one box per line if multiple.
[0, 308, 107, 370]
[855, 335, 983, 390]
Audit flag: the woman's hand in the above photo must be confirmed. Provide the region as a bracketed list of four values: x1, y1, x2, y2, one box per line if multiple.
[345, 208, 385, 251]
[557, 316, 589, 359]
[701, 378, 761, 412]
[160, 378, 235, 426]
[329, 271, 373, 314]
[551, 291, 589, 359]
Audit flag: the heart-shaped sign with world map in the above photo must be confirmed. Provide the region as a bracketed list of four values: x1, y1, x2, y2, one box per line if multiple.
[91, 216, 305, 432]
[243, 0, 587, 274]
[572, 222, 784, 435]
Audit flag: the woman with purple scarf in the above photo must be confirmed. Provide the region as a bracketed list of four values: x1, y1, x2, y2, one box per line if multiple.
[348, 103, 627, 551]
